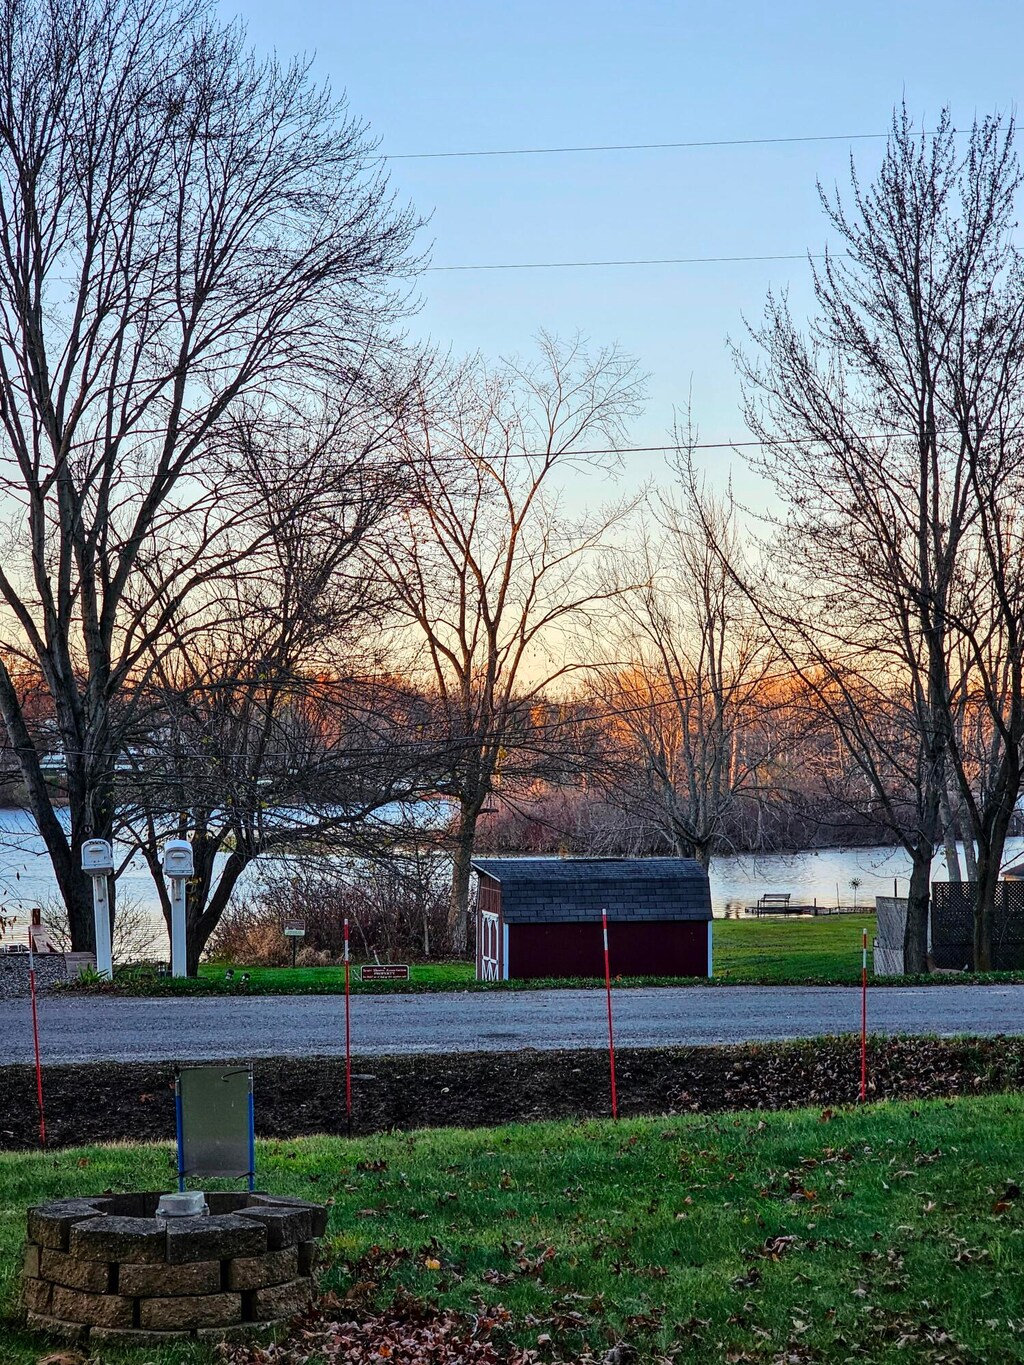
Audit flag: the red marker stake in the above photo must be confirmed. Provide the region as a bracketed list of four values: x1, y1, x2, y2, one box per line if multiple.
[860, 927, 868, 1102]
[344, 918, 352, 1137]
[28, 940, 46, 1146]
[601, 909, 618, 1120]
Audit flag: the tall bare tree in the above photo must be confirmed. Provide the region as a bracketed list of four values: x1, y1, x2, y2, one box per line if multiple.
[591, 454, 779, 868]
[0, 0, 419, 950]
[375, 336, 645, 949]
[737, 107, 1024, 970]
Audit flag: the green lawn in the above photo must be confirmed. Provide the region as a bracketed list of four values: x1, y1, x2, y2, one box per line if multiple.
[713, 912, 878, 984]
[197, 960, 474, 991]
[4, 1095, 1024, 1362]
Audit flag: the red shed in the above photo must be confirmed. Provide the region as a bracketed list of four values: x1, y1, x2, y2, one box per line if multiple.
[472, 856, 713, 981]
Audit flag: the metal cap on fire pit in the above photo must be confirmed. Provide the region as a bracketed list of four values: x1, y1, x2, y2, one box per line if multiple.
[156, 1191, 208, 1218]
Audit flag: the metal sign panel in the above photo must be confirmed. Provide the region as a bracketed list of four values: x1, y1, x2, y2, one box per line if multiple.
[176, 1065, 254, 1186]
[359, 964, 410, 981]
[283, 919, 306, 937]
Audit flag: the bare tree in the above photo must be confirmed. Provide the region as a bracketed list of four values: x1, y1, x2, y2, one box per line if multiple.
[944, 485, 1024, 965]
[736, 107, 1024, 970]
[375, 335, 645, 950]
[0, 0, 419, 951]
[591, 453, 780, 868]
[112, 405, 433, 973]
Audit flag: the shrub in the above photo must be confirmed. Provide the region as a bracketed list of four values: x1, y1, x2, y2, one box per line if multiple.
[206, 852, 456, 964]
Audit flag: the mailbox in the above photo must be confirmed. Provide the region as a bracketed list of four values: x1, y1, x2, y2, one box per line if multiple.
[162, 839, 194, 879]
[81, 838, 114, 875]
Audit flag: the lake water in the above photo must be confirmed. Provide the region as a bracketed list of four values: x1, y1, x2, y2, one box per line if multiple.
[2, 806, 1022, 953]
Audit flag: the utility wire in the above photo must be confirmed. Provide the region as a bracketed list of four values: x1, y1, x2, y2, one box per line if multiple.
[461, 429, 938, 460]
[387, 131, 899, 161]
[425, 252, 824, 272]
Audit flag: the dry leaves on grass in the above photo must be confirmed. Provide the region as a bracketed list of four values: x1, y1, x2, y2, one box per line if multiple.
[218, 1299, 641, 1365]
[219, 1303, 515, 1365]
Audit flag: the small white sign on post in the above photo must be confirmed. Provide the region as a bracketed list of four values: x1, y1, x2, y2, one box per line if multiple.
[283, 918, 306, 969]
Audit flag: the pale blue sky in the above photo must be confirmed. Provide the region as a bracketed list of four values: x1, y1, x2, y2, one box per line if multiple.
[232, 1, 1023, 493]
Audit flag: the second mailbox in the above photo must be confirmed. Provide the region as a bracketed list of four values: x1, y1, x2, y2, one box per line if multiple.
[163, 839, 194, 879]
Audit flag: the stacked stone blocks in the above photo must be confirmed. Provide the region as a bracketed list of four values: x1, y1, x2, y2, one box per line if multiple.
[22, 1191, 325, 1345]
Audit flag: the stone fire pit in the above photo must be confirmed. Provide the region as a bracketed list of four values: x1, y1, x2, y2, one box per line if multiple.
[22, 1191, 327, 1346]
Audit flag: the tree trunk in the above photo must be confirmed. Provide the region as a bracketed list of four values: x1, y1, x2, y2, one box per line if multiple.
[903, 845, 932, 974]
[186, 849, 247, 977]
[962, 819, 979, 881]
[0, 667, 98, 947]
[55, 855, 96, 954]
[939, 784, 962, 881]
[972, 800, 1016, 971]
[973, 845, 999, 971]
[449, 814, 478, 955]
[967, 757, 1018, 969]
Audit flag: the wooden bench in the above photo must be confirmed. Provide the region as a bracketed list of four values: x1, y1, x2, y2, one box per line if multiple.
[756, 893, 793, 916]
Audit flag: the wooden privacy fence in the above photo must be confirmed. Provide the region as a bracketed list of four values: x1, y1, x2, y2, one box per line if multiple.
[931, 881, 1024, 970]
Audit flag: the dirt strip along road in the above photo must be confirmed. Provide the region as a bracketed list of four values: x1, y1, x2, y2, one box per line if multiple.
[4, 1036, 1024, 1149]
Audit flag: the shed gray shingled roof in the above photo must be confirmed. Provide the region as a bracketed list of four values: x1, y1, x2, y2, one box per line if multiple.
[471, 856, 712, 923]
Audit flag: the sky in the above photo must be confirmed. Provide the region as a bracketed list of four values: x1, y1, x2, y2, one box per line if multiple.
[230, 0, 1024, 501]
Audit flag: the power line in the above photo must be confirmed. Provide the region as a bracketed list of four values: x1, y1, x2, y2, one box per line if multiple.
[387, 131, 897, 161]
[487, 429, 933, 460]
[425, 252, 824, 273]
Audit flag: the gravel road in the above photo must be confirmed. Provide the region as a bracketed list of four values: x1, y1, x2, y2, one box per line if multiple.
[1, 985, 1023, 1064]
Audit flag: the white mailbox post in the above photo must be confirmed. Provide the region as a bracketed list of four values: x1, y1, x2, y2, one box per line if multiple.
[163, 839, 194, 978]
[81, 838, 114, 980]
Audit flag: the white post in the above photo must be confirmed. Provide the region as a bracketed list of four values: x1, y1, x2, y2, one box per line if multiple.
[91, 874, 113, 981]
[162, 839, 194, 979]
[170, 877, 187, 978]
[81, 839, 114, 981]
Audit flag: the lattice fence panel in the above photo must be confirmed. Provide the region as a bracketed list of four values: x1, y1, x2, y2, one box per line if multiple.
[931, 881, 1024, 969]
